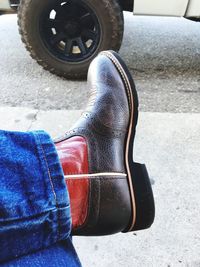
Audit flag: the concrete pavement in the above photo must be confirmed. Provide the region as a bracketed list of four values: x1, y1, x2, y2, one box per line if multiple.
[1, 107, 200, 267]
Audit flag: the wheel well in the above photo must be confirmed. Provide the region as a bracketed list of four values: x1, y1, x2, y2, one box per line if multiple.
[10, 0, 20, 10]
[10, 0, 134, 12]
[118, 0, 133, 11]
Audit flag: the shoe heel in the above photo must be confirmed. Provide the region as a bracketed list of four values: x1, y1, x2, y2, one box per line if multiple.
[128, 162, 155, 231]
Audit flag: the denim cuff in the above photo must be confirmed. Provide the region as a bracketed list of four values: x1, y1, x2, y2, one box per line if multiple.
[33, 130, 72, 239]
[0, 130, 71, 263]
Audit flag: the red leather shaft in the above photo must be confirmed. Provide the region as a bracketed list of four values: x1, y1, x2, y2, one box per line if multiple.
[56, 136, 89, 229]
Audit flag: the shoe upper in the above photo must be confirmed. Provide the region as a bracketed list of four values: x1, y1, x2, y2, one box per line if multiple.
[69, 55, 130, 174]
[55, 54, 134, 235]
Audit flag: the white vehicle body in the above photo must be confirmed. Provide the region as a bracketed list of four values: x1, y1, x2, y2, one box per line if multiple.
[0, 0, 10, 10]
[134, 0, 200, 17]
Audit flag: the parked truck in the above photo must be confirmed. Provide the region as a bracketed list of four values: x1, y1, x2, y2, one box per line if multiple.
[1, 0, 200, 78]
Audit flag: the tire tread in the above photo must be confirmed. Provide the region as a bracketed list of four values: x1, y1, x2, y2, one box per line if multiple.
[18, 0, 124, 79]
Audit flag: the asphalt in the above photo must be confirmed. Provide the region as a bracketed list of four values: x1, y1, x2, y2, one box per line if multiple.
[0, 11, 200, 267]
[0, 13, 200, 112]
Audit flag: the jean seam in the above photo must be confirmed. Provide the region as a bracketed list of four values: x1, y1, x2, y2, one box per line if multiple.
[37, 133, 60, 241]
[39, 142, 57, 203]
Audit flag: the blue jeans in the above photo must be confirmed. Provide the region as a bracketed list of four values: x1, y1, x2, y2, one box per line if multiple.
[0, 130, 81, 266]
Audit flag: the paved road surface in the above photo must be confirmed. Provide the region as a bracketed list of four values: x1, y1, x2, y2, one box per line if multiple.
[0, 13, 200, 112]
[1, 107, 200, 267]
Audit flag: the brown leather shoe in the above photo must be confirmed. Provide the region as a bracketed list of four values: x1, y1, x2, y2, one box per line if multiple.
[55, 51, 155, 236]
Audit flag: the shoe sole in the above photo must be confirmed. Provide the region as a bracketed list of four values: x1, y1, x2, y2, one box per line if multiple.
[100, 51, 155, 232]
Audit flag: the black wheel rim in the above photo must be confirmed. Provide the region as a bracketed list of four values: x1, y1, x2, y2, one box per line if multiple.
[39, 0, 101, 63]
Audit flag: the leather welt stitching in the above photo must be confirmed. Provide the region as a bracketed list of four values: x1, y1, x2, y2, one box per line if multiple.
[64, 173, 127, 179]
[65, 176, 127, 180]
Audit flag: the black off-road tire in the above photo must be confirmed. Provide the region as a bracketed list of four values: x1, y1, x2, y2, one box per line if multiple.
[18, 0, 124, 79]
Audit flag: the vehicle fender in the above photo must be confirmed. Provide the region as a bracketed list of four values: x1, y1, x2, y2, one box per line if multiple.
[133, 0, 188, 16]
[0, 0, 11, 10]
